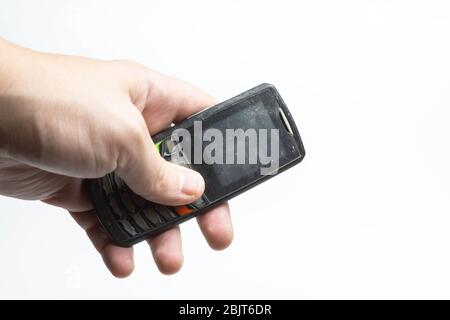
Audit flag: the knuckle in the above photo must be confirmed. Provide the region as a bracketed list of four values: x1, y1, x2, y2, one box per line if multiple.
[112, 59, 148, 79]
[117, 114, 148, 149]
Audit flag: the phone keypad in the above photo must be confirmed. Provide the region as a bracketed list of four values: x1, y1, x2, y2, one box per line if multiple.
[100, 174, 179, 237]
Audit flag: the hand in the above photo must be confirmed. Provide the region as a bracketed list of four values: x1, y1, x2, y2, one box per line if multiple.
[0, 39, 233, 277]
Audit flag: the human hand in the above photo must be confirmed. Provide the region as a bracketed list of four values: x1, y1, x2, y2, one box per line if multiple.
[0, 39, 233, 277]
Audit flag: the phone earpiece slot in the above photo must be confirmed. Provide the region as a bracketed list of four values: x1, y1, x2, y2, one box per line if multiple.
[278, 108, 293, 135]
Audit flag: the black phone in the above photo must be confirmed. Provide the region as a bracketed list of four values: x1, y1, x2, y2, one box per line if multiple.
[87, 83, 305, 246]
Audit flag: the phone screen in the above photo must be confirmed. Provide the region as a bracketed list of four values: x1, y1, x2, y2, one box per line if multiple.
[161, 89, 301, 204]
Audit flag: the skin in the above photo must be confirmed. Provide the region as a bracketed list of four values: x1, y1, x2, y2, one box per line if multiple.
[0, 38, 233, 277]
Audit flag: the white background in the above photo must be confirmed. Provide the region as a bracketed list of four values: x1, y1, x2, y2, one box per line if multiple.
[0, 0, 450, 299]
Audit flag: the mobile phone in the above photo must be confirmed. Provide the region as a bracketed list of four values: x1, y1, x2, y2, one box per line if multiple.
[87, 83, 305, 246]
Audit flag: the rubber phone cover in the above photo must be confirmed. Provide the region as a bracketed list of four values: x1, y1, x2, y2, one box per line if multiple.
[87, 83, 305, 246]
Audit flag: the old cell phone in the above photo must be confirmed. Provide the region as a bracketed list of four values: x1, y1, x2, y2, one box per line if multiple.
[87, 83, 305, 246]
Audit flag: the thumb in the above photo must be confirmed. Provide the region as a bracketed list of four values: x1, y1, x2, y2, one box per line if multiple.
[115, 120, 204, 206]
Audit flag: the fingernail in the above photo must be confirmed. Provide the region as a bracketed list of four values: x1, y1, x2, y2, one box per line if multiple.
[179, 170, 202, 195]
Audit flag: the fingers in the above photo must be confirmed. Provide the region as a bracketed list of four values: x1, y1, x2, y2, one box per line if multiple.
[146, 203, 233, 275]
[197, 202, 234, 250]
[147, 227, 183, 275]
[70, 210, 134, 278]
[142, 70, 217, 134]
[87, 225, 135, 278]
[71, 210, 184, 277]
[70, 204, 232, 277]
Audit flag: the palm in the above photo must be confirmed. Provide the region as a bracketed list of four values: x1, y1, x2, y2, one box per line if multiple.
[0, 157, 76, 202]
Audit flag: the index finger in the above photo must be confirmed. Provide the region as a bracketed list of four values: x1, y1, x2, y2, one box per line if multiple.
[142, 70, 216, 134]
